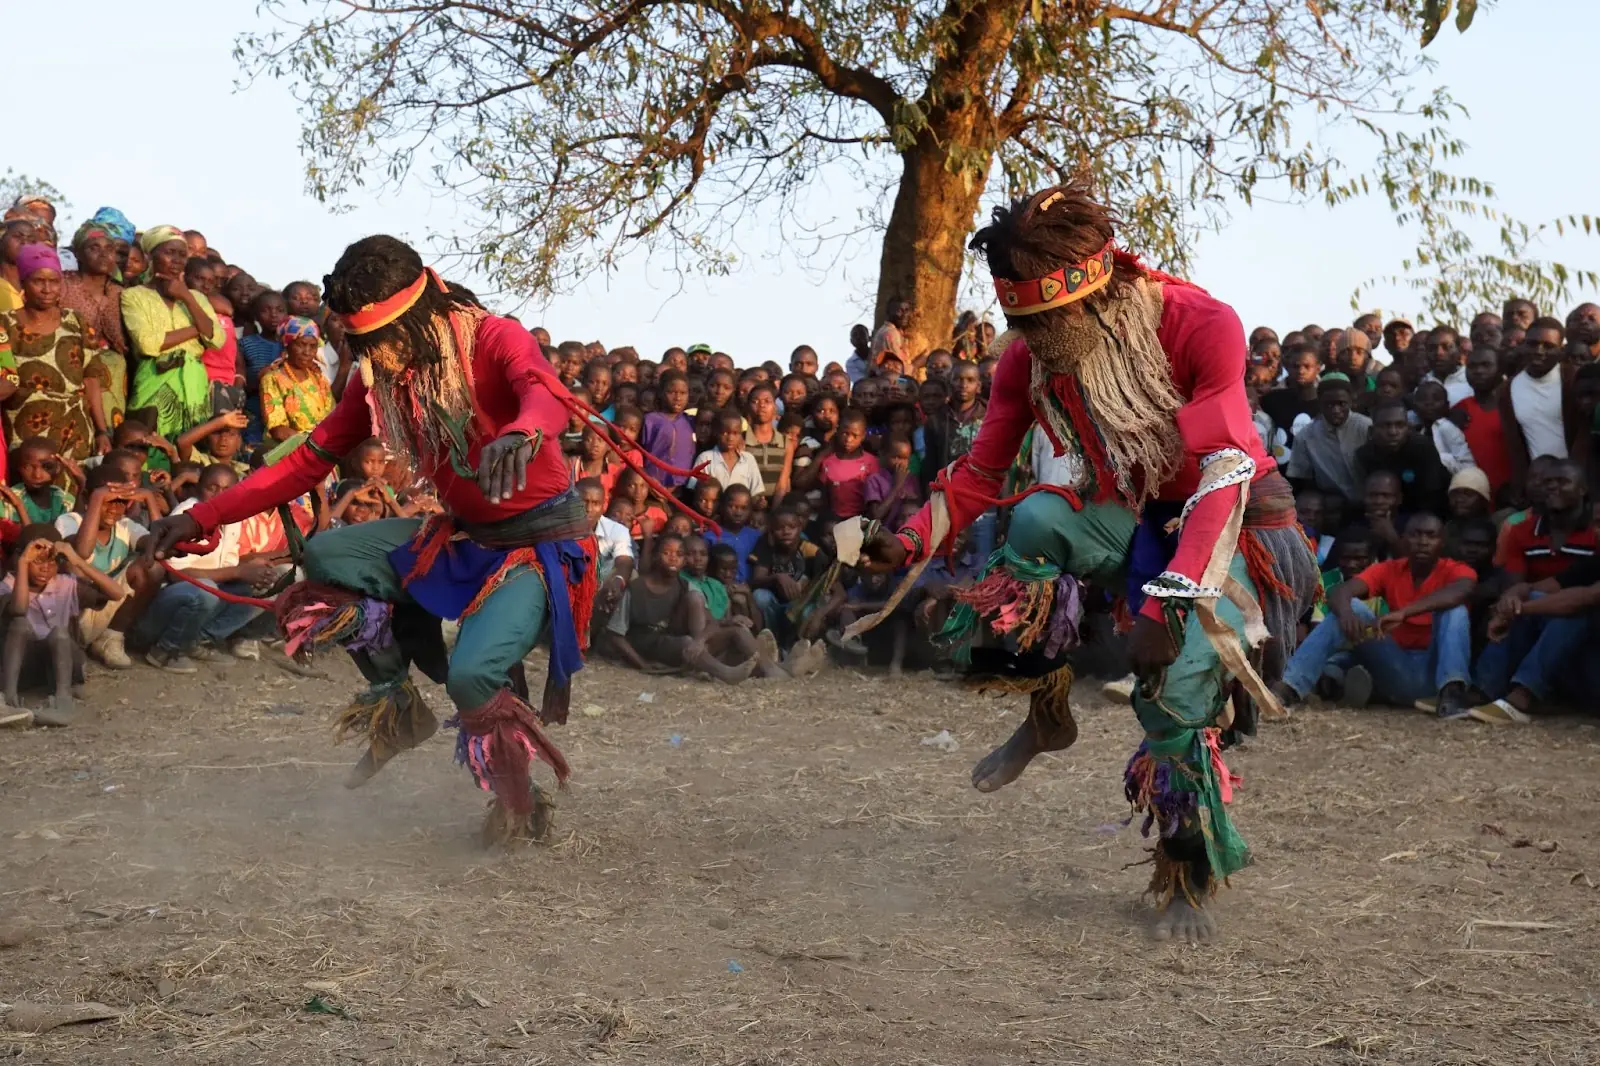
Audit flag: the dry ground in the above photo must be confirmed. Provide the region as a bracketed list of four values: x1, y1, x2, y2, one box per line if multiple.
[1, 650, 1598, 1065]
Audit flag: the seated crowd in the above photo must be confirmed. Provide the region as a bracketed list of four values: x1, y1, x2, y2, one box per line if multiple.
[1, 193, 1597, 728]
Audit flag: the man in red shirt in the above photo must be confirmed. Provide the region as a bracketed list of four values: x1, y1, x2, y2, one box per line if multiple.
[1274, 512, 1475, 716]
[862, 183, 1319, 942]
[1449, 347, 1511, 500]
[1493, 459, 1597, 584]
[146, 236, 622, 845]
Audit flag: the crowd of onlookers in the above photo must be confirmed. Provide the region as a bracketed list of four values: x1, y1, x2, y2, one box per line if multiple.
[1, 190, 1597, 728]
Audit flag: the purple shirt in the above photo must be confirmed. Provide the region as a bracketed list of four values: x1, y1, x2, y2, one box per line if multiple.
[863, 467, 921, 529]
[0, 574, 80, 640]
[641, 411, 696, 488]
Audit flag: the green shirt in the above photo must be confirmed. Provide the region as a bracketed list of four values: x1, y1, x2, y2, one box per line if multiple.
[3, 484, 73, 525]
[682, 573, 729, 621]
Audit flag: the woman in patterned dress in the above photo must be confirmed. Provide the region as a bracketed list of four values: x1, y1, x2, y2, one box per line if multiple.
[0, 244, 110, 462]
[60, 219, 129, 442]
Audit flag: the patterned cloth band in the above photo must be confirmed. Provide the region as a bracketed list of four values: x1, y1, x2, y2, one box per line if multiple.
[992, 240, 1115, 315]
[343, 268, 439, 334]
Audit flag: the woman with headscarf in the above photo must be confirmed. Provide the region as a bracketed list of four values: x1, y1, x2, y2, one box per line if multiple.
[0, 214, 45, 314]
[86, 207, 136, 283]
[119, 225, 223, 443]
[61, 221, 129, 437]
[0, 244, 111, 461]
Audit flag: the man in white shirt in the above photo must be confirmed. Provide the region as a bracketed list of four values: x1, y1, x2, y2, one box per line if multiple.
[130, 466, 276, 672]
[1424, 326, 1472, 405]
[1505, 319, 1570, 480]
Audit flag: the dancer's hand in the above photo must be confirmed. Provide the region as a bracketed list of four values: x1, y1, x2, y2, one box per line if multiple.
[859, 528, 908, 572]
[1128, 614, 1178, 671]
[477, 432, 533, 504]
[143, 511, 203, 561]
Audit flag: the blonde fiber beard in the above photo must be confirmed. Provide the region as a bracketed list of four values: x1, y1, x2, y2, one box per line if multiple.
[359, 306, 485, 469]
[1007, 278, 1185, 503]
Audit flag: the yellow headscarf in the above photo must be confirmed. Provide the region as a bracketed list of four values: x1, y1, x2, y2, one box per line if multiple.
[138, 224, 186, 256]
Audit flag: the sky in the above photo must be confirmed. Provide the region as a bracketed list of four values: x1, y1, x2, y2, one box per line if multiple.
[10, 0, 1598, 364]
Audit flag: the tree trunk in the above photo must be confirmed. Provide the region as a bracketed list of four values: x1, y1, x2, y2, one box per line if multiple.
[875, 133, 993, 364]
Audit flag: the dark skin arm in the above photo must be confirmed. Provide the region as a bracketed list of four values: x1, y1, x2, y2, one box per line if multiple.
[790, 436, 833, 491]
[1377, 577, 1475, 633]
[1327, 576, 1377, 644]
[177, 410, 249, 460]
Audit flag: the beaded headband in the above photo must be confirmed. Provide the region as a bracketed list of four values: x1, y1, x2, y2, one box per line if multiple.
[992, 239, 1115, 316]
[343, 267, 443, 335]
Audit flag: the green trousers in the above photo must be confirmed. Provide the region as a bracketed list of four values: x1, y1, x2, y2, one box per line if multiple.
[1003, 494, 1259, 740]
[302, 518, 548, 710]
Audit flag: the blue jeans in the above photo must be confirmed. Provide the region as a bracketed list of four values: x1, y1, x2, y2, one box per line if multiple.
[200, 581, 266, 644]
[133, 581, 222, 654]
[1282, 600, 1471, 705]
[1475, 607, 1596, 702]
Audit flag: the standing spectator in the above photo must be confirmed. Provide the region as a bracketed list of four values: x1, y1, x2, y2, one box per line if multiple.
[1356, 399, 1449, 517]
[1381, 319, 1413, 367]
[1424, 327, 1470, 404]
[692, 411, 764, 496]
[60, 219, 128, 359]
[1469, 312, 1503, 353]
[1285, 375, 1370, 507]
[742, 384, 787, 497]
[1503, 298, 1537, 334]
[1411, 380, 1475, 475]
[1354, 313, 1385, 362]
[1274, 512, 1474, 717]
[795, 408, 879, 522]
[1566, 302, 1600, 364]
[186, 258, 243, 390]
[259, 317, 335, 442]
[1332, 328, 1377, 389]
[923, 359, 987, 479]
[640, 369, 695, 489]
[0, 245, 111, 462]
[1450, 346, 1512, 500]
[1260, 344, 1322, 443]
[0, 216, 45, 314]
[789, 345, 819, 378]
[864, 433, 923, 529]
[237, 290, 287, 442]
[1500, 318, 1582, 499]
[121, 227, 224, 446]
[869, 298, 909, 372]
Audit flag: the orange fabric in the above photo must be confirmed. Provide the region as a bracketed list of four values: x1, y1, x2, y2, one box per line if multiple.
[1354, 557, 1475, 650]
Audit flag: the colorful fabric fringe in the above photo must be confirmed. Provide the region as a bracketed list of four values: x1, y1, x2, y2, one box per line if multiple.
[451, 686, 572, 815]
[333, 676, 421, 749]
[939, 546, 1082, 660]
[275, 581, 394, 661]
[1123, 727, 1247, 896]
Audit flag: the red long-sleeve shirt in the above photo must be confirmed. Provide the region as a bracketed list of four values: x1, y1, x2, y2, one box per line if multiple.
[897, 283, 1272, 622]
[189, 315, 571, 532]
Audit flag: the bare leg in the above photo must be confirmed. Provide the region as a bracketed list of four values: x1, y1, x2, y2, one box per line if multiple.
[684, 635, 757, 684]
[1151, 835, 1217, 942]
[108, 560, 161, 633]
[970, 671, 1078, 793]
[45, 628, 77, 724]
[886, 616, 907, 679]
[2, 618, 28, 709]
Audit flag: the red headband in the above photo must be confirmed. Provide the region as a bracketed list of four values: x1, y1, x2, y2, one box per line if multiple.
[992, 240, 1115, 316]
[343, 267, 443, 335]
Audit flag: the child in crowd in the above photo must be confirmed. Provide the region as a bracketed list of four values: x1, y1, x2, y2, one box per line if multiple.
[331, 479, 389, 525]
[692, 410, 764, 496]
[710, 543, 758, 629]
[56, 464, 155, 669]
[864, 433, 921, 529]
[603, 534, 770, 683]
[748, 505, 827, 645]
[1, 525, 123, 724]
[1360, 470, 1405, 561]
[1410, 379, 1475, 475]
[680, 534, 731, 623]
[640, 370, 695, 488]
[560, 386, 592, 455]
[1295, 488, 1336, 566]
[710, 485, 761, 582]
[615, 468, 668, 540]
[578, 478, 634, 630]
[238, 289, 287, 442]
[794, 408, 878, 522]
[690, 479, 722, 526]
[570, 426, 617, 501]
[4, 439, 75, 524]
[177, 409, 251, 476]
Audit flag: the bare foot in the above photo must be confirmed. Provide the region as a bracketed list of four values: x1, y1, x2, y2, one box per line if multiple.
[720, 658, 759, 685]
[33, 696, 77, 728]
[754, 629, 780, 664]
[786, 639, 827, 679]
[1152, 898, 1216, 942]
[970, 696, 1078, 794]
[970, 718, 1047, 793]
